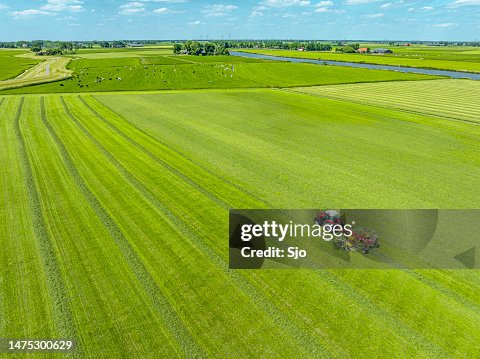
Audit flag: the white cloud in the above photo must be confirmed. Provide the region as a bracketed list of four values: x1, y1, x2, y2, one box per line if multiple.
[9, 9, 53, 18]
[119, 2, 146, 14]
[0, 3, 9, 10]
[433, 22, 456, 27]
[188, 20, 203, 25]
[153, 7, 168, 13]
[380, 2, 393, 8]
[316, 1, 333, 6]
[41, 0, 84, 12]
[364, 12, 384, 17]
[202, 4, 238, 17]
[449, 0, 480, 7]
[315, 6, 330, 11]
[421, 6, 433, 10]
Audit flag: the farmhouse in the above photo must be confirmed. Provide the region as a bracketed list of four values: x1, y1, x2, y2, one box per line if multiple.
[372, 48, 393, 54]
[357, 47, 369, 53]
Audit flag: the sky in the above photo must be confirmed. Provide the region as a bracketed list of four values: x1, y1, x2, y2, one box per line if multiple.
[0, 0, 479, 41]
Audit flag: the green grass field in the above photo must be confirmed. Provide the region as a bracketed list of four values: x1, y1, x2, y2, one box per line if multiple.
[239, 47, 480, 73]
[0, 50, 41, 80]
[1, 77, 480, 356]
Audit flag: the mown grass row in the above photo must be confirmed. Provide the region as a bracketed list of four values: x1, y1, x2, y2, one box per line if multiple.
[295, 79, 480, 124]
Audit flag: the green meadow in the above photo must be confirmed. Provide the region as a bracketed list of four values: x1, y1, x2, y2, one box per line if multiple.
[1, 45, 479, 357]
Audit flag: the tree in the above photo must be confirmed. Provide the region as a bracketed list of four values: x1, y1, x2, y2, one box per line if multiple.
[31, 45, 42, 54]
[204, 42, 215, 55]
[173, 43, 182, 54]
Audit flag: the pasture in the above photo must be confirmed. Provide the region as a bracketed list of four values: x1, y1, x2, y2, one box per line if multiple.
[1, 78, 480, 356]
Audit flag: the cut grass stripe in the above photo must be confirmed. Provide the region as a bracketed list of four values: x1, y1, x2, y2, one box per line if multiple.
[13, 97, 81, 357]
[40, 97, 204, 358]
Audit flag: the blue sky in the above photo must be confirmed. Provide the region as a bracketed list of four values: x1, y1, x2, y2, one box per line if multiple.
[0, 0, 478, 41]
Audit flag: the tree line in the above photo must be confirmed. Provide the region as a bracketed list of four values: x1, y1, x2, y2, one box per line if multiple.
[173, 41, 230, 56]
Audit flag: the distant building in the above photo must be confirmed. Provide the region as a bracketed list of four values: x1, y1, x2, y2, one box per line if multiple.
[128, 43, 144, 47]
[298, 47, 305, 51]
[372, 48, 393, 54]
[357, 47, 369, 53]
